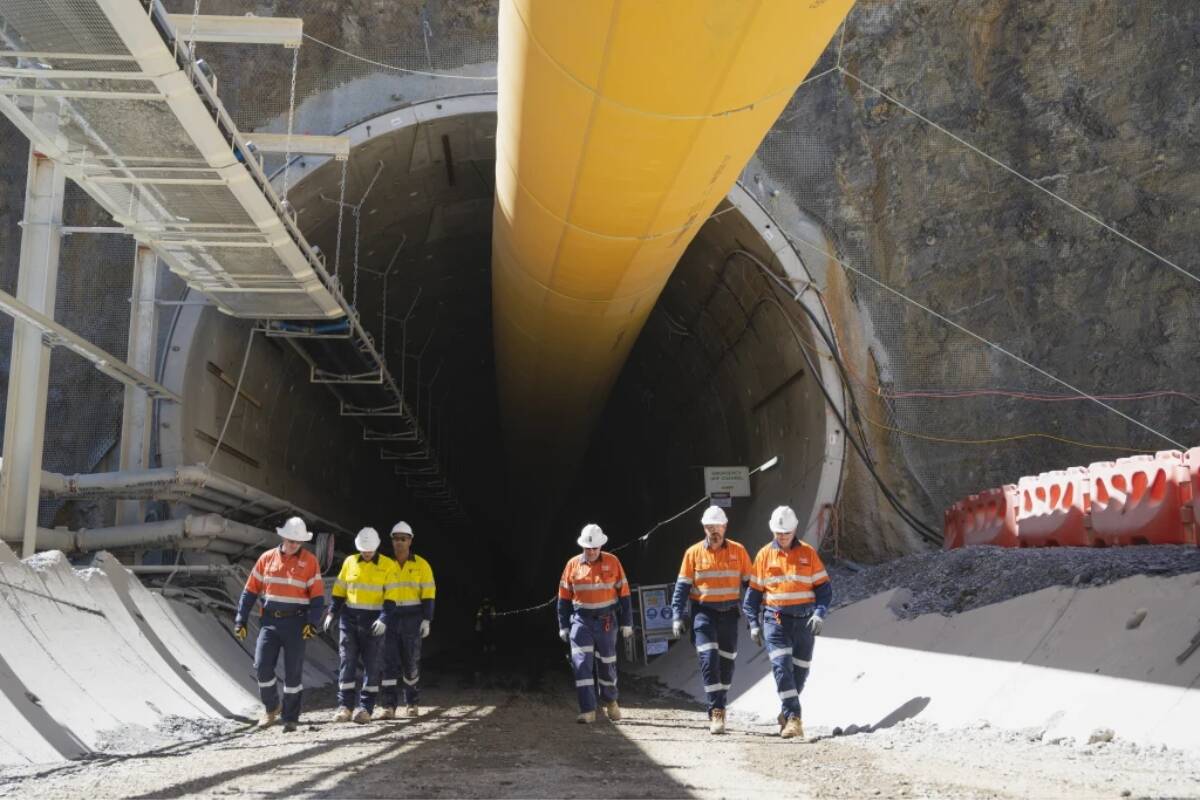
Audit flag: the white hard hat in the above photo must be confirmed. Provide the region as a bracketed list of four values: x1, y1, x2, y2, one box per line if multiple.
[769, 505, 800, 533]
[577, 523, 608, 549]
[355, 527, 381, 552]
[276, 516, 313, 542]
[701, 506, 728, 526]
[390, 521, 414, 537]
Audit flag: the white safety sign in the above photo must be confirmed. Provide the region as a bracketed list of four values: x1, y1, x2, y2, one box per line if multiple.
[704, 466, 751, 498]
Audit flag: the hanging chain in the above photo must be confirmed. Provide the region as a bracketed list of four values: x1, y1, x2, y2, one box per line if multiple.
[332, 157, 348, 291]
[281, 45, 300, 202]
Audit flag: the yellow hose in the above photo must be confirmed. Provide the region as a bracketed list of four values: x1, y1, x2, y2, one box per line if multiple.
[493, 0, 856, 480]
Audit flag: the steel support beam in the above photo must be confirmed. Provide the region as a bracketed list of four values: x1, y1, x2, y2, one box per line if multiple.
[167, 14, 303, 47]
[249, 133, 350, 160]
[117, 244, 159, 525]
[0, 148, 65, 557]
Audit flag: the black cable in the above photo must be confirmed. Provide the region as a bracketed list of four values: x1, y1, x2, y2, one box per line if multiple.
[722, 249, 942, 544]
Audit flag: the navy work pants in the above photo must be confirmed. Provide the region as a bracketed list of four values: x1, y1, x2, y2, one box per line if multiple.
[254, 614, 307, 722]
[381, 612, 423, 708]
[763, 611, 816, 721]
[337, 612, 385, 712]
[569, 610, 619, 713]
[692, 606, 740, 714]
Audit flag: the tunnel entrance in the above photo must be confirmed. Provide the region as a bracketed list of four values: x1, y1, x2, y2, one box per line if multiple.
[159, 95, 846, 603]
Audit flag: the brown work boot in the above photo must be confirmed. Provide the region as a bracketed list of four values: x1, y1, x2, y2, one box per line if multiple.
[374, 706, 396, 720]
[576, 710, 596, 724]
[780, 716, 804, 740]
[709, 709, 726, 735]
[405, 705, 420, 718]
[258, 705, 281, 728]
[352, 708, 371, 724]
[603, 701, 621, 721]
[333, 706, 353, 723]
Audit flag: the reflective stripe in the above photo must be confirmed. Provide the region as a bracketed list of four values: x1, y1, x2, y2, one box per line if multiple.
[695, 569, 741, 579]
[419, 582, 435, 589]
[338, 682, 356, 690]
[597, 679, 617, 687]
[396, 599, 422, 606]
[390, 581, 423, 589]
[382, 679, 398, 687]
[341, 581, 389, 593]
[346, 601, 384, 611]
[769, 591, 815, 601]
[676, 576, 693, 584]
[696, 642, 719, 653]
[768, 648, 792, 661]
[251, 570, 265, 582]
[720, 683, 732, 690]
[575, 679, 594, 687]
[258, 678, 277, 688]
[573, 600, 617, 610]
[694, 590, 740, 601]
[260, 594, 310, 605]
[334, 580, 347, 589]
[363, 685, 379, 693]
[811, 570, 828, 581]
[762, 574, 820, 585]
[282, 684, 303, 694]
[703, 683, 724, 693]
[792, 658, 811, 668]
[778, 689, 798, 699]
[263, 575, 308, 589]
[718, 650, 737, 660]
[573, 581, 616, 591]
[571, 646, 594, 656]
[560, 581, 571, 589]
[403, 675, 419, 686]
[596, 654, 616, 664]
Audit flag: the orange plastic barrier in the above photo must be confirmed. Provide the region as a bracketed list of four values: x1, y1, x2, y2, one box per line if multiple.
[1087, 451, 1196, 547]
[958, 486, 1020, 548]
[1183, 447, 1200, 540]
[1016, 468, 1090, 547]
[943, 501, 966, 550]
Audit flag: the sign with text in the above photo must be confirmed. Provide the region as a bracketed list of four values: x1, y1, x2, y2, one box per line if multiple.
[640, 587, 674, 632]
[703, 466, 751, 498]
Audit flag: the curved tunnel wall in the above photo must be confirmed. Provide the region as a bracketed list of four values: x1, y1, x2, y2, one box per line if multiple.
[161, 94, 847, 603]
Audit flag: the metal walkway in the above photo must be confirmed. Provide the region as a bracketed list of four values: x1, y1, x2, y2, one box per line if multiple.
[0, 0, 466, 525]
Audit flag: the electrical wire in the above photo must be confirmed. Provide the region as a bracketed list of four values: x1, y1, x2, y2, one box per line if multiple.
[860, 415, 1154, 454]
[302, 34, 498, 81]
[206, 326, 257, 469]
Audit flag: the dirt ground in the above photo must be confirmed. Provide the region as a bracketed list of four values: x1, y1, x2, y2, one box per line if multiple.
[1, 654, 1196, 800]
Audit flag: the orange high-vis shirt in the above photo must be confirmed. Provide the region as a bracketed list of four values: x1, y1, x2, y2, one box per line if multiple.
[558, 552, 631, 611]
[245, 547, 325, 608]
[676, 539, 752, 605]
[748, 540, 829, 609]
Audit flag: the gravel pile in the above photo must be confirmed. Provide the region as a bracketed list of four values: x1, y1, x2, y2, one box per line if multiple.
[94, 716, 239, 755]
[828, 545, 1200, 618]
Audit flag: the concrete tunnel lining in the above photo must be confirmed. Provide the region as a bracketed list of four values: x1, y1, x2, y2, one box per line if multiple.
[159, 93, 847, 600]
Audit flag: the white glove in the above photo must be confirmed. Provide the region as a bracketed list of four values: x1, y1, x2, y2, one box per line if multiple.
[807, 614, 824, 636]
[370, 618, 387, 637]
[672, 619, 685, 638]
[620, 625, 633, 639]
[558, 628, 569, 643]
[750, 627, 763, 647]
[420, 619, 431, 638]
[322, 613, 334, 633]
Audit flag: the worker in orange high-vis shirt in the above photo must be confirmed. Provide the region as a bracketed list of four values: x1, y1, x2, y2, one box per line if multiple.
[233, 516, 325, 732]
[743, 505, 833, 741]
[670, 505, 753, 735]
[556, 524, 634, 724]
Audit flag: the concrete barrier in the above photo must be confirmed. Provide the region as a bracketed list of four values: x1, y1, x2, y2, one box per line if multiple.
[641, 572, 1200, 753]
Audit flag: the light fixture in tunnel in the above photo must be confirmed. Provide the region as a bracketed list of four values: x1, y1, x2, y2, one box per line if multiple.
[754, 456, 779, 474]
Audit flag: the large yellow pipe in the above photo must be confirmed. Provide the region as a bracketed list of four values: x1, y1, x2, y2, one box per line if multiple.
[493, 0, 855, 484]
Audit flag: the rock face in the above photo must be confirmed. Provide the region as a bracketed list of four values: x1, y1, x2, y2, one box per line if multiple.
[741, 0, 1200, 551]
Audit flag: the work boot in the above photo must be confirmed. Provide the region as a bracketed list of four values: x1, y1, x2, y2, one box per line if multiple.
[352, 708, 371, 724]
[333, 707, 353, 723]
[405, 705, 420, 718]
[258, 705, 281, 728]
[709, 709, 726, 735]
[603, 701, 621, 721]
[282, 721, 298, 733]
[777, 712, 787, 733]
[374, 706, 396, 720]
[780, 716, 804, 740]
[576, 710, 596, 724]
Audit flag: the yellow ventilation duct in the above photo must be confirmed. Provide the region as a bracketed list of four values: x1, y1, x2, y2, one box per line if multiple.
[492, 0, 855, 483]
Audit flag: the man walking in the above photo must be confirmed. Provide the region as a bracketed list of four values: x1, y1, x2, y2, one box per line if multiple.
[671, 505, 753, 734]
[325, 527, 399, 723]
[556, 524, 634, 724]
[377, 521, 436, 719]
[233, 516, 324, 732]
[743, 505, 833, 740]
